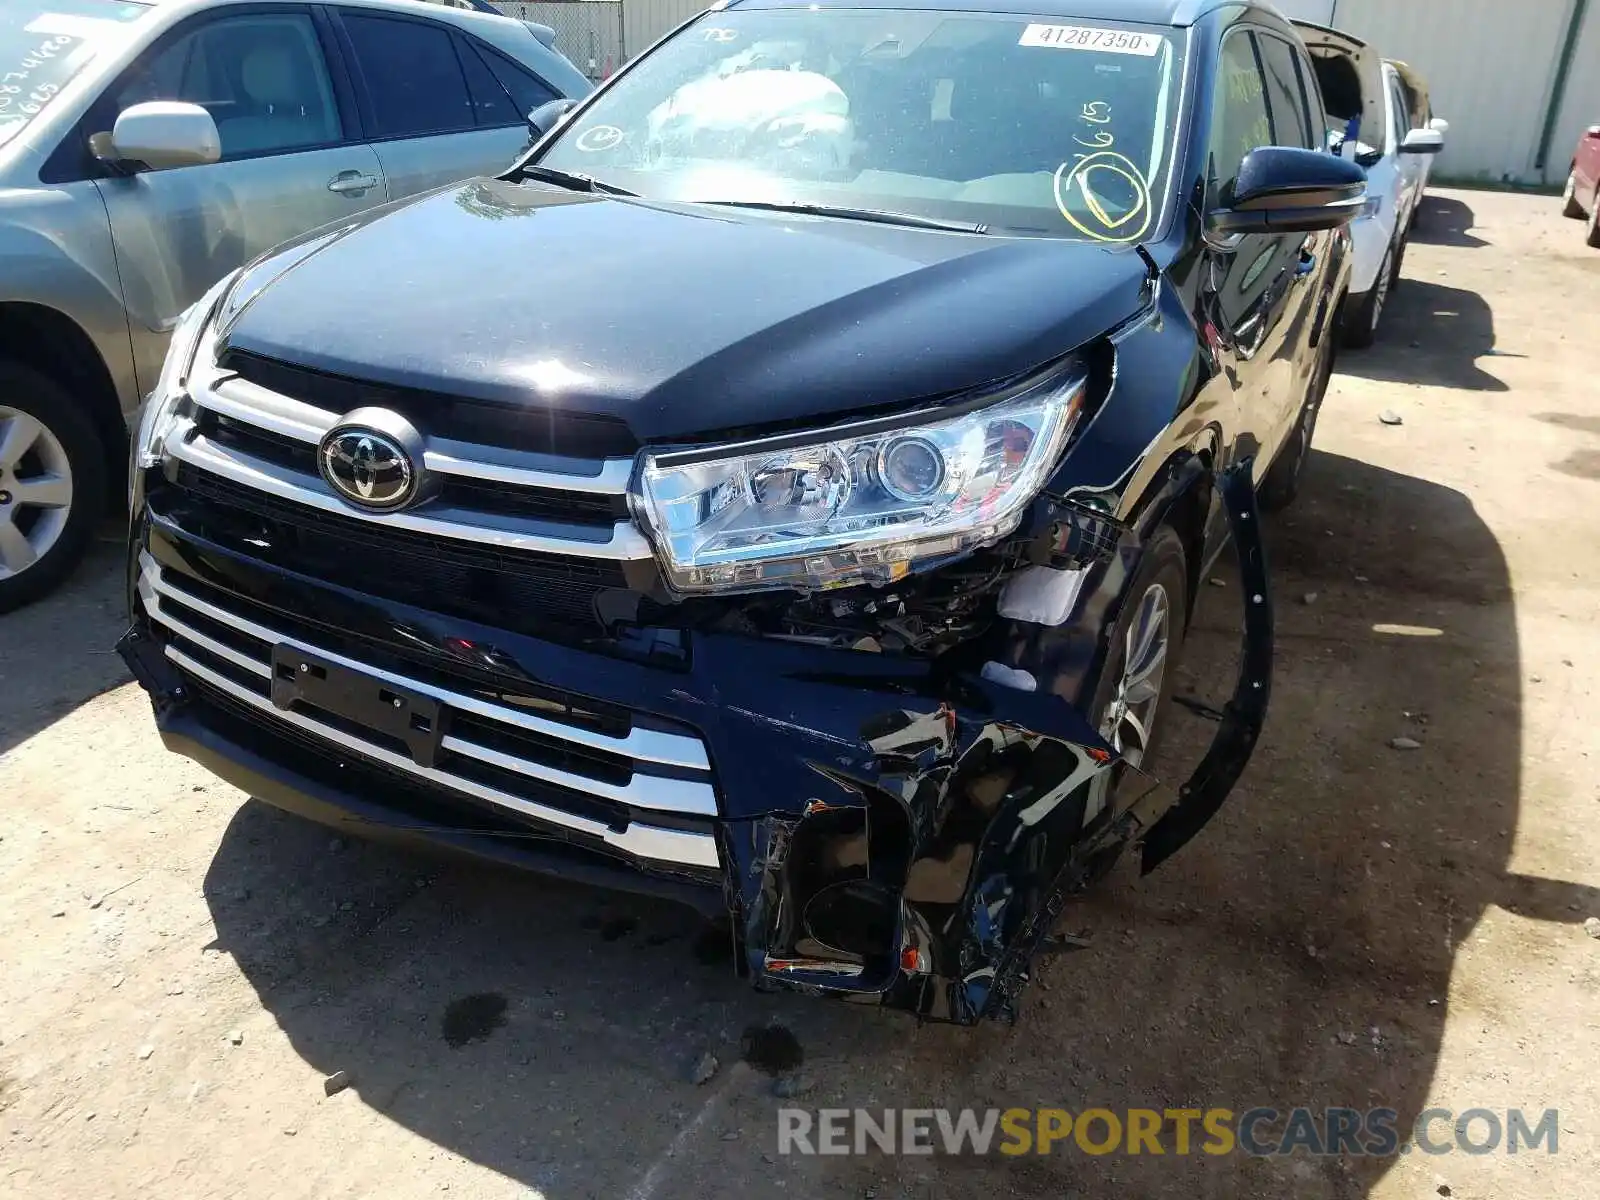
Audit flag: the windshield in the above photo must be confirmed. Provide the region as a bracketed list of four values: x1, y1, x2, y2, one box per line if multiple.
[1, 1, 147, 150]
[537, 10, 1185, 242]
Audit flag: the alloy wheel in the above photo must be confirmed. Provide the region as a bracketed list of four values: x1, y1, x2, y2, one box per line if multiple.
[0, 406, 75, 581]
[1099, 583, 1171, 770]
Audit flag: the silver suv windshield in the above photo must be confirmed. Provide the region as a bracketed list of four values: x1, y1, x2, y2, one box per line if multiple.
[538, 9, 1185, 242]
[1, 1, 147, 150]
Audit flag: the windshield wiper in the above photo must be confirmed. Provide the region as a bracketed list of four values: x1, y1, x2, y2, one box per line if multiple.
[512, 163, 637, 196]
[698, 200, 986, 234]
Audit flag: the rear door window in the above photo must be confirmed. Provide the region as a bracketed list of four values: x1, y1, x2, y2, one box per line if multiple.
[478, 44, 558, 118]
[341, 12, 474, 138]
[459, 38, 556, 126]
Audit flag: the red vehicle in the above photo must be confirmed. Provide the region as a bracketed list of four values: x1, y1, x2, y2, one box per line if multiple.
[1561, 124, 1600, 247]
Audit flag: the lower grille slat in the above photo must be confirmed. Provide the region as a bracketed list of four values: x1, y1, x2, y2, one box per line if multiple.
[138, 555, 720, 871]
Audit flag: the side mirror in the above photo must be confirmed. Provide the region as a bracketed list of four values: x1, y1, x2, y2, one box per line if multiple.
[1429, 117, 1451, 136]
[527, 97, 578, 139]
[1400, 127, 1445, 155]
[98, 101, 220, 170]
[1208, 147, 1366, 235]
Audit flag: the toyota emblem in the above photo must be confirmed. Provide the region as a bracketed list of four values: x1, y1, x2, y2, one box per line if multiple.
[319, 425, 416, 511]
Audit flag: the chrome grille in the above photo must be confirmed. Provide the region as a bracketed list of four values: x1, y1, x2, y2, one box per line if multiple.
[137, 554, 719, 871]
[163, 466, 632, 629]
[162, 363, 651, 562]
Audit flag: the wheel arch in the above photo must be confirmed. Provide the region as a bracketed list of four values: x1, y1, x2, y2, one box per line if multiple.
[1122, 430, 1222, 629]
[0, 301, 127, 508]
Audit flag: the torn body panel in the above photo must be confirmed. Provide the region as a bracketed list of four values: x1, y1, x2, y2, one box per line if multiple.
[735, 460, 1270, 1023]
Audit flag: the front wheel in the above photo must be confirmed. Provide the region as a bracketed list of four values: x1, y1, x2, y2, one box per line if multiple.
[0, 364, 108, 613]
[1587, 191, 1600, 249]
[1561, 169, 1586, 219]
[1342, 245, 1393, 350]
[1092, 525, 1189, 798]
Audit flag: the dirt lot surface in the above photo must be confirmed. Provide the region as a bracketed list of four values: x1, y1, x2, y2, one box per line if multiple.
[3, 188, 1598, 1199]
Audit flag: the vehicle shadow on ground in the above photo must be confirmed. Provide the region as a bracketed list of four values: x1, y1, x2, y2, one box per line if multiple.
[1334, 277, 1509, 393]
[199, 451, 1591, 1199]
[0, 530, 131, 761]
[1408, 195, 1489, 250]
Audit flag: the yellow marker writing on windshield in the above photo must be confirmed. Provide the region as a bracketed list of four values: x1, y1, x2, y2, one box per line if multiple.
[1054, 151, 1153, 243]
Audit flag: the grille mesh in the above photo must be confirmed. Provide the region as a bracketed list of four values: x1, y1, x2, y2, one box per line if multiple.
[166, 467, 628, 630]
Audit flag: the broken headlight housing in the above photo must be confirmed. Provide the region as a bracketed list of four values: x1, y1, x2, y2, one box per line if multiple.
[635, 366, 1087, 594]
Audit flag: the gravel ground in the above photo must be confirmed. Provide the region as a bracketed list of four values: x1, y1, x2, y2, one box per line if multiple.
[2, 188, 1598, 1199]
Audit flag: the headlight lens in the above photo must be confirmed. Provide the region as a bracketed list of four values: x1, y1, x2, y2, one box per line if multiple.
[132, 271, 237, 471]
[635, 368, 1087, 594]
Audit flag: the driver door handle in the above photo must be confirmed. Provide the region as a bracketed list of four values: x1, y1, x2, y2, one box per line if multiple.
[328, 170, 378, 195]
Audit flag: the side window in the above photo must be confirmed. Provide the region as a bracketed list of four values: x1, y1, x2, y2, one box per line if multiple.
[479, 46, 560, 119]
[111, 13, 342, 159]
[457, 38, 517, 127]
[1388, 76, 1411, 143]
[1255, 34, 1314, 149]
[1208, 31, 1273, 205]
[341, 14, 474, 138]
[1291, 45, 1328, 144]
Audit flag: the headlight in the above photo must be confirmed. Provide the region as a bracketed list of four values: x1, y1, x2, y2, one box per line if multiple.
[131, 271, 237, 472]
[635, 367, 1087, 594]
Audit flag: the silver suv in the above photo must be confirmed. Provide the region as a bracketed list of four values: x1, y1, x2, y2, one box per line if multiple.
[0, 0, 588, 610]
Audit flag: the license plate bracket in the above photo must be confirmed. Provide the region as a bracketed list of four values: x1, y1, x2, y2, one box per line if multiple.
[270, 646, 444, 768]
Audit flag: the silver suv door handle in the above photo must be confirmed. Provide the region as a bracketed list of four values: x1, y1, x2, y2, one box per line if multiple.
[327, 171, 378, 195]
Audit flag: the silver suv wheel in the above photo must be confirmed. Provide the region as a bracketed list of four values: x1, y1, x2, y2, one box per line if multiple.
[0, 406, 75, 581]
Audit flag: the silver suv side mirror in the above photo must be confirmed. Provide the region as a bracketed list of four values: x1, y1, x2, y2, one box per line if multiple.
[98, 101, 221, 171]
[1400, 127, 1445, 155]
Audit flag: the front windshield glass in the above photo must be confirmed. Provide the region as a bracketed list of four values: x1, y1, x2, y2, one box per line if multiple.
[1, 1, 147, 150]
[538, 9, 1185, 242]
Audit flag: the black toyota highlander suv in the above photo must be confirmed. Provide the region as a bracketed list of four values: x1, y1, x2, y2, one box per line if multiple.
[121, 0, 1362, 1023]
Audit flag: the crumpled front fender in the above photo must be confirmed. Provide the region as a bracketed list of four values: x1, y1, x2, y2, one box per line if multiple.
[737, 461, 1272, 1024]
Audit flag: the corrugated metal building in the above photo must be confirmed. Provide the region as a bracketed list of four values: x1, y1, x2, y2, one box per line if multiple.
[621, 0, 706, 58]
[503, 0, 1600, 186]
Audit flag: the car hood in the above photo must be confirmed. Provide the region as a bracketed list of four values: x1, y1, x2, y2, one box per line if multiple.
[219, 178, 1153, 444]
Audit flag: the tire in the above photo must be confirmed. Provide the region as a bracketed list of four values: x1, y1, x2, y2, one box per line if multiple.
[1259, 308, 1337, 514]
[1090, 524, 1189, 805]
[1561, 169, 1586, 220]
[1587, 190, 1600, 250]
[1342, 244, 1393, 350]
[0, 363, 108, 613]
[1389, 233, 1408, 292]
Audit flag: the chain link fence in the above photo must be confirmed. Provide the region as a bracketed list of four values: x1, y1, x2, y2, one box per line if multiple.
[494, 2, 625, 82]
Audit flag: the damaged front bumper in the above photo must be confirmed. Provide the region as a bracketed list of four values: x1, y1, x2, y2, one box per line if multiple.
[121, 466, 1271, 1025]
